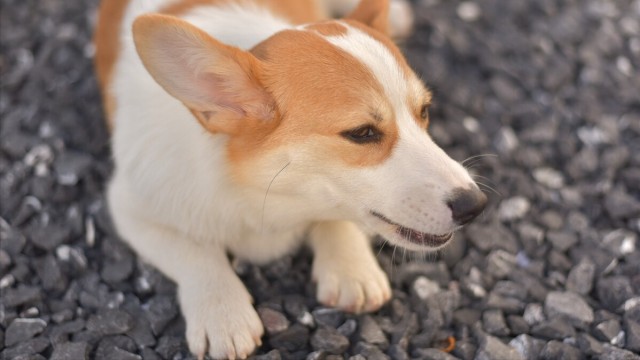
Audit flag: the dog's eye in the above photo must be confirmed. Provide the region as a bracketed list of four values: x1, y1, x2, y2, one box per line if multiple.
[420, 104, 429, 120]
[341, 125, 382, 144]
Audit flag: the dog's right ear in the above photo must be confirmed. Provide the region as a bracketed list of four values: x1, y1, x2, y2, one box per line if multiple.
[133, 14, 275, 134]
[347, 0, 390, 36]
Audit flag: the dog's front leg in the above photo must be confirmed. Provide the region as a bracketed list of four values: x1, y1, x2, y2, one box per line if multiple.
[112, 211, 263, 359]
[309, 221, 392, 313]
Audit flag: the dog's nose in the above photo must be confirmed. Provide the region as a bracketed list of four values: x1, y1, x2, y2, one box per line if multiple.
[447, 188, 487, 225]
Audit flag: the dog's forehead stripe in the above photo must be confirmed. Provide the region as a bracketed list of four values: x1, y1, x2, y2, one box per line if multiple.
[321, 23, 408, 111]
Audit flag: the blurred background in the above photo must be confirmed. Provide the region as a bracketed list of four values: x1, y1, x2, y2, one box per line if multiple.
[1, 0, 639, 359]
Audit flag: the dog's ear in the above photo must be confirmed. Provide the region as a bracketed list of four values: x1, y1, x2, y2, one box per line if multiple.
[346, 0, 390, 35]
[133, 14, 274, 134]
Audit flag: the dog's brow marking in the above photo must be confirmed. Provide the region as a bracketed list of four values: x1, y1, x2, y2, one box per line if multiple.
[323, 24, 407, 110]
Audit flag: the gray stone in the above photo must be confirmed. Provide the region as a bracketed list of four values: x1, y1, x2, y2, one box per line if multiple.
[596, 344, 640, 360]
[506, 315, 529, 334]
[312, 308, 345, 328]
[544, 291, 594, 329]
[5, 318, 47, 347]
[604, 189, 640, 219]
[509, 334, 545, 360]
[1, 336, 50, 359]
[593, 319, 622, 343]
[310, 327, 349, 354]
[539, 341, 581, 360]
[485, 250, 517, 279]
[531, 318, 576, 340]
[412, 348, 458, 360]
[566, 258, 596, 295]
[269, 324, 309, 352]
[533, 167, 565, 189]
[359, 315, 388, 346]
[2, 285, 41, 307]
[547, 231, 579, 252]
[625, 319, 640, 353]
[474, 331, 524, 360]
[33, 255, 66, 291]
[523, 303, 545, 326]
[353, 342, 390, 360]
[498, 196, 530, 221]
[50, 342, 90, 360]
[576, 333, 604, 356]
[337, 319, 357, 337]
[86, 309, 134, 335]
[597, 277, 635, 312]
[466, 223, 519, 254]
[412, 276, 441, 300]
[154, 336, 184, 360]
[255, 350, 282, 360]
[602, 229, 637, 258]
[258, 307, 290, 335]
[482, 310, 509, 336]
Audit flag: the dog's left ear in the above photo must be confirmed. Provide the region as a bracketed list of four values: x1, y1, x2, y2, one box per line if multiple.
[133, 14, 274, 134]
[346, 0, 390, 35]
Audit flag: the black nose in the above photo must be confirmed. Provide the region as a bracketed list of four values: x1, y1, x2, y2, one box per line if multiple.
[447, 188, 488, 225]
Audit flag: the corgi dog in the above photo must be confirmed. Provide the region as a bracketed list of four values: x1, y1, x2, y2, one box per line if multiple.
[94, 0, 487, 358]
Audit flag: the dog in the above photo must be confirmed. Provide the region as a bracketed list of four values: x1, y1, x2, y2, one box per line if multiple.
[94, 0, 487, 358]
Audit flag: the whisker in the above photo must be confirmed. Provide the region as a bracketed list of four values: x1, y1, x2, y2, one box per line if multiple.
[261, 161, 291, 232]
[476, 181, 502, 197]
[461, 153, 497, 166]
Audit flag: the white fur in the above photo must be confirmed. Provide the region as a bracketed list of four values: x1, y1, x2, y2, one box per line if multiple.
[107, 0, 464, 358]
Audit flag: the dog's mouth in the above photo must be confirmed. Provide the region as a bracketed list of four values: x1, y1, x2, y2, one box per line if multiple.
[371, 211, 453, 247]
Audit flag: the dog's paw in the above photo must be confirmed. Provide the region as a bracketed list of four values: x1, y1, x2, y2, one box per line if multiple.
[179, 284, 264, 359]
[313, 256, 391, 313]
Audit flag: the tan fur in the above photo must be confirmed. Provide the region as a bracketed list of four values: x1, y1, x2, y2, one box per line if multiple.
[160, 0, 326, 23]
[227, 29, 399, 172]
[94, 0, 131, 130]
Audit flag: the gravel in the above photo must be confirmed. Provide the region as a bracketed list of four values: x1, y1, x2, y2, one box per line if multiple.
[2, 0, 639, 358]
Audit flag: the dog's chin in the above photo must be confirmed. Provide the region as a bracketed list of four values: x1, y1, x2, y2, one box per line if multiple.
[370, 211, 454, 251]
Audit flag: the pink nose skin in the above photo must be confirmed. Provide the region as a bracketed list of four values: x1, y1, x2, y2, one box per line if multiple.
[447, 188, 488, 225]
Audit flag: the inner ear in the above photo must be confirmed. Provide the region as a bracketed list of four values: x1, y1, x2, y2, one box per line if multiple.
[346, 0, 390, 35]
[132, 14, 275, 135]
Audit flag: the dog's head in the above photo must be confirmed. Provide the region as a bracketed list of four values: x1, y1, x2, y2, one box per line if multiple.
[133, 0, 486, 251]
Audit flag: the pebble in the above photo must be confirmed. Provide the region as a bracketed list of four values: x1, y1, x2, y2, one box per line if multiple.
[145, 295, 178, 335]
[474, 329, 524, 360]
[456, 1, 481, 21]
[509, 334, 545, 360]
[539, 340, 581, 360]
[50, 342, 90, 360]
[412, 276, 441, 300]
[625, 319, 640, 353]
[482, 310, 510, 336]
[602, 229, 637, 257]
[269, 324, 310, 352]
[259, 307, 290, 335]
[311, 327, 349, 354]
[533, 168, 565, 189]
[5, 318, 47, 347]
[530, 318, 576, 340]
[523, 305, 545, 327]
[312, 308, 345, 329]
[597, 277, 635, 312]
[358, 316, 388, 347]
[544, 291, 594, 329]
[86, 309, 134, 335]
[566, 258, 596, 295]
[576, 333, 604, 356]
[498, 196, 530, 221]
[594, 319, 622, 343]
[598, 344, 640, 360]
